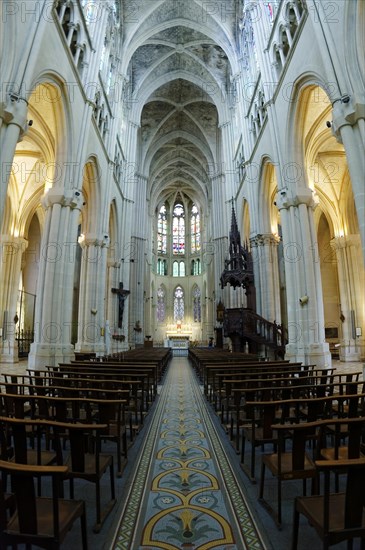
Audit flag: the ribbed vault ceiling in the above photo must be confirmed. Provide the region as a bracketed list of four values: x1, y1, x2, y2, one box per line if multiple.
[121, 0, 240, 210]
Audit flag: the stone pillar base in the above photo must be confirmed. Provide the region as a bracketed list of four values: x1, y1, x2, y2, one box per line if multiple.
[339, 340, 361, 362]
[111, 342, 129, 353]
[285, 342, 332, 368]
[0, 340, 19, 363]
[28, 343, 75, 370]
[75, 342, 106, 357]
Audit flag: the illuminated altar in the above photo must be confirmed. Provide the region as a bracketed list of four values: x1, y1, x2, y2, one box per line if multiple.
[164, 323, 192, 354]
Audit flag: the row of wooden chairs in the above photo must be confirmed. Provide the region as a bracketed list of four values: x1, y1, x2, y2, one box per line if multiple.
[0, 347, 172, 546]
[225, 378, 363, 451]
[257, 415, 365, 529]
[0, 415, 118, 547]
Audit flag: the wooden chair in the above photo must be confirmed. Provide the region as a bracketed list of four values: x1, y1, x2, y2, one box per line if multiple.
[241, 401, 286, 482]
[292, 457, 365, 550]
[259, 420, 320, 528]
[318, 416, 365, 462]
[60, 421, 116, 533]
[318, 416, 365, 492]
[83, 398, 128, 477]
[0, 459, 87, 550]
[0, 414, 61, 497]
[0, 417, 116, 533]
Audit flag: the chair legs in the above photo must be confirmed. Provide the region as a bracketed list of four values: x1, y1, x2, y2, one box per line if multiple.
[80, 502, 88, 550]
[258, 461, 283, 528]
[68, 458, 116, 534]
[291, 500, 300, 550]
[93, 458, 116, 533]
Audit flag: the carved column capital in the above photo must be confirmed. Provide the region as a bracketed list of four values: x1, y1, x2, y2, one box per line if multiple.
[0, 96, 28, 138]
[107, 259, 121, 268]
[250, 233, 280, 247]
[275, 188, 318, 210]
[78, 233, 109, 248]
[331, 95, 365, 140]
[41, 188, 84, 210]
[330, 234, 361, 251]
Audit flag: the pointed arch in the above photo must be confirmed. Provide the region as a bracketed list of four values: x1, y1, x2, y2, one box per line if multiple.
[192, 284, 201, 323]
[173, 285, 184, 322]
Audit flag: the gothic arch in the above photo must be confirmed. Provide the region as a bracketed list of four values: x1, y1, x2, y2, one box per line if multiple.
[287, 79, 364, 361]
[27, 76, 73, 173]
[241, 199, 251, 245]
[108, 200, 119, 263]
[256, 159, 278, 235]
[344, 0, 365, 91]
[81, 159, 103, 236]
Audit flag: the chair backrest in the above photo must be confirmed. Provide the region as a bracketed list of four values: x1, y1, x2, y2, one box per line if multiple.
[316, 458, 365, 533]
[0, 416, 108, 472]
[0, 459, 68, 538]
[319, 417, 365, 459]
[274, 420, 321, 471]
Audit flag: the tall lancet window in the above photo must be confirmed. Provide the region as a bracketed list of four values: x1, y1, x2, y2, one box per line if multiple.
[265, 2, 276, 24]
[157, 205, 167, 254]
[240, 6, 259, 85]
[157, 286, 165, 322]
[173, 286, 184, 322]
[191, 204, 201, 254]
[172, 203, 185, 255]
[193, 286, 201, 322]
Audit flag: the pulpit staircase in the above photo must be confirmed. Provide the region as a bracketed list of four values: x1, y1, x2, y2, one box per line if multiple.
[223, 308, 287, 357]
[219, 204, 287, 358]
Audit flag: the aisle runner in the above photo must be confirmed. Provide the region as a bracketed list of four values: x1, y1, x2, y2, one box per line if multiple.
[113, 357, 265, 550]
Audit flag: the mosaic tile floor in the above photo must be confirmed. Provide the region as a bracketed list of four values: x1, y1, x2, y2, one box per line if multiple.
[112, 357, 266, 550]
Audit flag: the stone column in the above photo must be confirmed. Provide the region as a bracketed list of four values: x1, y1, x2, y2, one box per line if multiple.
[75, 233, 109, 355]
[28, 188, 84, 369]
[0, 236, 27, 362]
[218, 121, 236, 200]
[276, 188, 331, 367]
[210, 173, 229, 305]
[331, 98, 365, 261]
[250, 233, 281, 323]
[105, 259, 121, 338]
[0, 97, 28, 225]
[331, 235, 364, 361]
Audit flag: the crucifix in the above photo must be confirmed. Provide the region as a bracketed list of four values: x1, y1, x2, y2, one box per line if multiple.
[111, 282, 130, 328]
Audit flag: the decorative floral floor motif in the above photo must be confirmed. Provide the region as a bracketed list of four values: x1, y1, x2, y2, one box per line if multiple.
[112, 357, 266, 550]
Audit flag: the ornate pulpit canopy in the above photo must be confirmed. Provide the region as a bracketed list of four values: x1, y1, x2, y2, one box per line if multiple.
[220, 204, 254, 290]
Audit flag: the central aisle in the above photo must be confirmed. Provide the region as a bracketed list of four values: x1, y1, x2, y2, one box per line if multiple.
[112, 357, 266, 550]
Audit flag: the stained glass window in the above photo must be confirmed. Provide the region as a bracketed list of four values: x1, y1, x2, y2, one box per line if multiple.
[191, 204, 201, 253]
[157, 286, 165, 322]
[173, 286, 184, 322]
[191, 259, 201, 275]
[157, 259, 167, 275]
[157, 205, 167, 254]
[173, 261, 185, 277]
[240, 8, 259, 84]
[265, 2, 277, 24]
[172, 203, 185, 255]
[193, 286, 201, 323]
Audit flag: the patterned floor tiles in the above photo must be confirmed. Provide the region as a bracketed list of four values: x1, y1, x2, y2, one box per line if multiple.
[112, 357, 266, 550]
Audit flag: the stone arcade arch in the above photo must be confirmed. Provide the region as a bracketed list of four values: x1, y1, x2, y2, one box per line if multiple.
[1, 81, 70, 364]
[298, 84, 364, 361]
[75, 160, 109, 355]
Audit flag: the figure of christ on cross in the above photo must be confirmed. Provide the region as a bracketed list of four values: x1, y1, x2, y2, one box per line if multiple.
[111, 282, 130, 328]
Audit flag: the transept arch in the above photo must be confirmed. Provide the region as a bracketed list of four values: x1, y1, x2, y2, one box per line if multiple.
[0, 80, 69, 362]
[283, 80, 364, 362]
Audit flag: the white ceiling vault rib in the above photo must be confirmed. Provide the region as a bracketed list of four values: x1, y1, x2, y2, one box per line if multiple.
[121, 0, 239, 212]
